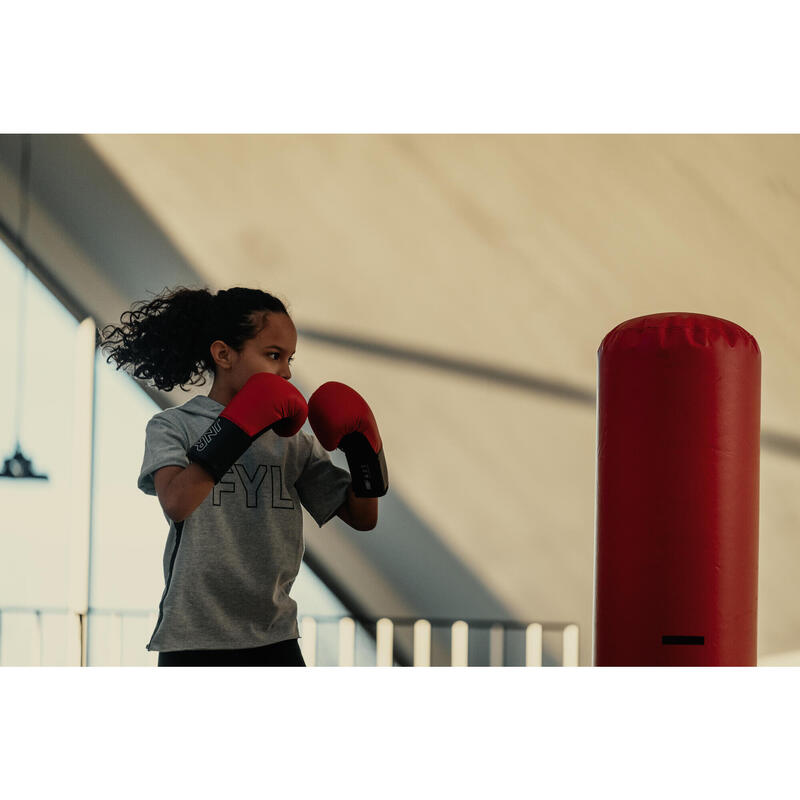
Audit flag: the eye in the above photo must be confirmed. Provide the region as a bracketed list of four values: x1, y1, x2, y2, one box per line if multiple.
[266, 352, 295, 364]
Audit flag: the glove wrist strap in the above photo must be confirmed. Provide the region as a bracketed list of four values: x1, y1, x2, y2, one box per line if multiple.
[187, 416, 255, 484]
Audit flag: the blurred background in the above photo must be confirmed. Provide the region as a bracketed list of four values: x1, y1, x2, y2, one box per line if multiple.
[0, 133, 798, 666]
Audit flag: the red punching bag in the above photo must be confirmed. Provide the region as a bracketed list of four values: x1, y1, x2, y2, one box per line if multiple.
[594, 313, 761, 666]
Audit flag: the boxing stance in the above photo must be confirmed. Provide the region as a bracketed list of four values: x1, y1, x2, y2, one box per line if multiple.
[100, 286, 388, 667]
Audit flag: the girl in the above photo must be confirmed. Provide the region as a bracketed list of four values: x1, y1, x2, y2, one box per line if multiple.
[100, 286, 387, 667]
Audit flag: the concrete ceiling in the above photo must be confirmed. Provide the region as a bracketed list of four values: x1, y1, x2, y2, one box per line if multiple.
[3, 134, 799, 664]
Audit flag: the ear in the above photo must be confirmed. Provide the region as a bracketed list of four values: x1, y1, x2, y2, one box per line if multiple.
[209, 339, 233, 369]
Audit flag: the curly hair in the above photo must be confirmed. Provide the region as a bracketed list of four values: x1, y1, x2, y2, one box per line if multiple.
[99, 286, 290, 391]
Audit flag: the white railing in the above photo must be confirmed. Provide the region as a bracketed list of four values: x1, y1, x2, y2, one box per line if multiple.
[301, 616, 579, 667]
[0, 607, 159, 667]
[0, 607, 580, 667]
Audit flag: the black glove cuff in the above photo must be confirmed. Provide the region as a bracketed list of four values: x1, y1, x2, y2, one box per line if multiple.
[187, 416, 254, 484]
[340, 432, 389, 497]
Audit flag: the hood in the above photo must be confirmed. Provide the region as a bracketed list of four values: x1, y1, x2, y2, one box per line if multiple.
[177, 395, 225, 421]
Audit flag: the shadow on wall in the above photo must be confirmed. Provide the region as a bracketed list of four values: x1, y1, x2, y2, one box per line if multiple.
[303, 453, 566, 667]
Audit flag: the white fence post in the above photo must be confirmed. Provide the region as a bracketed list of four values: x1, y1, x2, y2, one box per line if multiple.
[376, 618, 393, 666]
[111, 613, 123, 666]
[338, 617, 355, 667]
[32, 610, 43, 666]
[146, 613, 159, 666]
[65, 612, 81, 667]
[562, 624, 580, 666]
[413, 620, 431, 667]
[451, 621, 469, 667]
[526, 623, 543, 667]
[300, 617, 317, 667]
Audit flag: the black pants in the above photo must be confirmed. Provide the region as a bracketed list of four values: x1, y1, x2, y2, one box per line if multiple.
[157, 638, 306, 667]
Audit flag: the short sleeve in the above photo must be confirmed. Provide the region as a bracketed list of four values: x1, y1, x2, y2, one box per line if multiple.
[137, 414, 191, 495]
[295, 434, 352, 527]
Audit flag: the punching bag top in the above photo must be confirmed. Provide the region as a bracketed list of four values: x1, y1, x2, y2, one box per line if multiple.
[599, 312, 760, 357]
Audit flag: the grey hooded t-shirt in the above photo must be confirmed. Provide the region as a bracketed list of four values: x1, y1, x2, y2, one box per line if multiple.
[137, 394, 352, 653]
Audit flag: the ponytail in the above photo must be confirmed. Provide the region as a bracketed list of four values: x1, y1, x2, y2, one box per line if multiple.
[99, 286, 289, 391]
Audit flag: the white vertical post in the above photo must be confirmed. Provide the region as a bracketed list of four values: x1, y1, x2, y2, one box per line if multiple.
[562, 624, 580, 666]
[338, 617, 355, 667]
[489, 624, 504, 667]
[111, 613, 123, 666]
[525, 623, 543, 667]
[67, 317, 96, 667]
[81, 613, 88, 667]
[413, 620, 431, 667]
[146, 613, 159, 666]
[451, 621, 469, 667]
[300, 617, 317, 667]
[376, 618, 393, 666]
[32, 610, 43, 666]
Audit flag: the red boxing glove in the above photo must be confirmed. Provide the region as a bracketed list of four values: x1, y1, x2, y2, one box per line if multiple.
[221, 372, 307, 438]
[189, 372, 308, 483]
[308, 381, 388, 497]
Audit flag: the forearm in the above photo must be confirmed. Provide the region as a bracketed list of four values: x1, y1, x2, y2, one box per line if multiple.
[337, 484, 379, 531]
[163, 463, 216, 522]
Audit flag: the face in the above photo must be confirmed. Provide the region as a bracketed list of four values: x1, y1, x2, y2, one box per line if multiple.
[211, 312, 297, 393]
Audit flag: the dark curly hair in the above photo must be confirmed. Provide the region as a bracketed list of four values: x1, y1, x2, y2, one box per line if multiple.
[99, 286, 290, 391]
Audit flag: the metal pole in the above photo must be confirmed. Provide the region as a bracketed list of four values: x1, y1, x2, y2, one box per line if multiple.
[67, 318, 96, 667]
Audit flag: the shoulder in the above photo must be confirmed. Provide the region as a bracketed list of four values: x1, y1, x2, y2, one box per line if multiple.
[146, 407, 184, 429]
[146, 395, 211, 428]
[143, 407, 194, 444]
